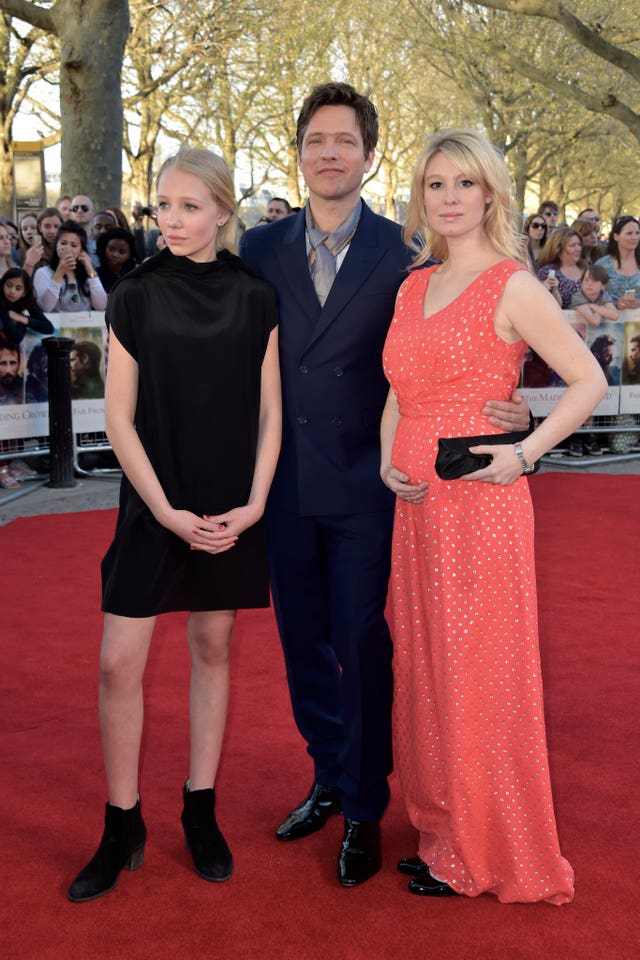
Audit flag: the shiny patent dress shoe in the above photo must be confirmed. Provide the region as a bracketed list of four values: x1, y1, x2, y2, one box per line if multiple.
[338, 819, 381, 886]
[275, 783, 342, 841]
[397, 854, 428, 876]
[408, 870, 458, 897]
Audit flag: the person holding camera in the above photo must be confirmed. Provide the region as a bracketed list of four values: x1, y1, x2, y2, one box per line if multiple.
[132, 201, 161, 261]
[536, 227, 585, 308]
[595, 215, 640, 310]
[32, 221, 107, 312]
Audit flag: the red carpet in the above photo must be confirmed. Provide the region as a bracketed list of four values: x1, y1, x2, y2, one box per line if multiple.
[1, 474, 638, 959]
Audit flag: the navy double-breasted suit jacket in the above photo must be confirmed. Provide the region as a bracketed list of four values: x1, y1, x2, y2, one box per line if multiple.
[241, 202, 412, 516]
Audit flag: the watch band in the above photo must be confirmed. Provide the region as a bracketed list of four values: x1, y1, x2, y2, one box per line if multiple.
[514, 443, 534, 474]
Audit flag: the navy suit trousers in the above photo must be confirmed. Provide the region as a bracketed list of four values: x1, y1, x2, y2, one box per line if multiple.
[267, 506, 394, 821]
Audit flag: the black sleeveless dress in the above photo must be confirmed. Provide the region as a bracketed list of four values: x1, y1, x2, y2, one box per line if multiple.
[101, 248, 278, 617]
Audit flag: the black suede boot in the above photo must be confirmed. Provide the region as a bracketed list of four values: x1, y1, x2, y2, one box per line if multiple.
[181, 783, 233, 882]
[68, 798, 146, 902]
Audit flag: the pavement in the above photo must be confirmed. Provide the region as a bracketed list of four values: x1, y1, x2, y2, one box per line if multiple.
[0, 471, 121, 526]
[2, 454, 639, 527]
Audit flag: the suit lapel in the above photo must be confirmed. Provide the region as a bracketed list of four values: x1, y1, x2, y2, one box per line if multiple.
[274, 212, 321, 328]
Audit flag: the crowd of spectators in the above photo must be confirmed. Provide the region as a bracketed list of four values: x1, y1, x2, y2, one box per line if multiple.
[528, 201, 640, 313]
[522, 200, 640, 456]
[1, 187, 639, 480]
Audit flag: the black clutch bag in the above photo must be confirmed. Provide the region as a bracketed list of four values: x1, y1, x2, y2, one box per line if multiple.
[435, 428, 539, 480]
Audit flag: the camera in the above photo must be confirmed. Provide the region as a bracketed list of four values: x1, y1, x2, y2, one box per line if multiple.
[139, 206, 153, 217]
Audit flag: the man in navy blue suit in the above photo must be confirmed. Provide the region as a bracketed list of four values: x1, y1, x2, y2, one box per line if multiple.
[241, 83, 529, 886]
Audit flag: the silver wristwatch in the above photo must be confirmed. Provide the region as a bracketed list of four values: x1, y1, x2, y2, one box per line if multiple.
[514, 443, 535, 474]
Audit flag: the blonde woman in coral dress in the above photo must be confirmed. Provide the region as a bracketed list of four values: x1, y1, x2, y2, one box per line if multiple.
[380, 130, 606, 905]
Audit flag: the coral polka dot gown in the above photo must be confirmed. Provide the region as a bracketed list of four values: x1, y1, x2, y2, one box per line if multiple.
[383, 260, 574, 905]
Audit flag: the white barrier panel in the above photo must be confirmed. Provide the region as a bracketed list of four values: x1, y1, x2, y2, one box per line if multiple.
[2, 309, 639, 443]
[520, 309, 640, 417]
[0, 311, 106, 441]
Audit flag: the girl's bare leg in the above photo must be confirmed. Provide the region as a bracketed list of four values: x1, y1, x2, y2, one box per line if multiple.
[187, 609, 235, 789]
[99, 612, 155, 808]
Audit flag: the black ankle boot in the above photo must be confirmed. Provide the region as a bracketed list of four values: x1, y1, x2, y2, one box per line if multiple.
[181, 783, 233, 882]
[68, 798, 146, 902]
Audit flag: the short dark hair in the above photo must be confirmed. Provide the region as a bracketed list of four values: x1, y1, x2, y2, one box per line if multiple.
[583, 264, 609, 285]
[268, 197, 291, 213]
[538, 200, 558, 213]
[296, 82, 378, 157]
[96, 227, 136, 265]
[0, 331, 20, 356]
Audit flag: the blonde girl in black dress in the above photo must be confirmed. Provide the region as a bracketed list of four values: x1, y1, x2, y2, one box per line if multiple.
[69, 148, 281, 902]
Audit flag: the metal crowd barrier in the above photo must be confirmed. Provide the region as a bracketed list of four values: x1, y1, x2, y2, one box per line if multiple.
[0, 336, 120, 503]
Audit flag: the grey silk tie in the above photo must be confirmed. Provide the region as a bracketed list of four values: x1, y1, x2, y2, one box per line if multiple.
[305, 201, 362, 307]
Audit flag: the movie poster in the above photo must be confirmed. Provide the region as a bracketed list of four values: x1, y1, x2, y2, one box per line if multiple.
[0, 312, 106, 441]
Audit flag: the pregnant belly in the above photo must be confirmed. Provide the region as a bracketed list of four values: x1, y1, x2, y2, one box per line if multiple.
[391, 417, 438, 484]
[392, 413, 498, 484]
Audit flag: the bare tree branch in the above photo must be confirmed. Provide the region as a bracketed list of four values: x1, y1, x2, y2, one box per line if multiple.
[484, 39, 640, 144]
[0, 0, 57, 34]
[467, 0, 640, 82]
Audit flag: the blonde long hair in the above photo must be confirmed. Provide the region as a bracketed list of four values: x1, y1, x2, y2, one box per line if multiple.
[404, 128, 528, 269]
[156, 147, 238, 254]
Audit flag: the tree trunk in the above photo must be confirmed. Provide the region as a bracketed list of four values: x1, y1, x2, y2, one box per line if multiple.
[0, 135, 13, 218]
[127, 152, 153, 206]
[55, 0, 129, 207]
[286, 140, 300, 205]
[381, 157, 397, 221]
[0, 0, 129, 207]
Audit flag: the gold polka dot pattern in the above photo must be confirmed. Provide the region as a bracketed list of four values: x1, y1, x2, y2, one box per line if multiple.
[383, 260, 574, 905]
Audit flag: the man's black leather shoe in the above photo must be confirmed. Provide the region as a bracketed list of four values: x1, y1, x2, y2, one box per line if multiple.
[337, 819, 381, 886]
[408, 870, 458, 897]
[397, 855, 428, 876]
[275, 783, 342, 841]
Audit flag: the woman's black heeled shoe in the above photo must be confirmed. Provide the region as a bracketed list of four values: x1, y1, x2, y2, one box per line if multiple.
[397, 855, 429, 876]
[408, 871, 458, 897]
[181, 783, 233, 882]
[68, 798, 146, 902]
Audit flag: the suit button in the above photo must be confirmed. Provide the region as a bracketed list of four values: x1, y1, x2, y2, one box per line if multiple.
[333, 366, 344, 376]
[299, 365, 309, 374]
[296, 416, 308, 425]
[332, 417, 343, 426]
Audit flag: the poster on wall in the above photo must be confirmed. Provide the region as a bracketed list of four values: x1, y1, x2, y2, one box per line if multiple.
[0, 312, 106, 441]
[520, 309, 640, 417]
[585, 320, 623, 416]
[620, 318, 640, 414]
[520, 316, 587, 416]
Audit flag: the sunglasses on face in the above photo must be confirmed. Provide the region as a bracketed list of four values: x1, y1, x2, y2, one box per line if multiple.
[542, 211, 556, 217]
[530, 222, 546, 229]
[71, 204, 90, 213]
